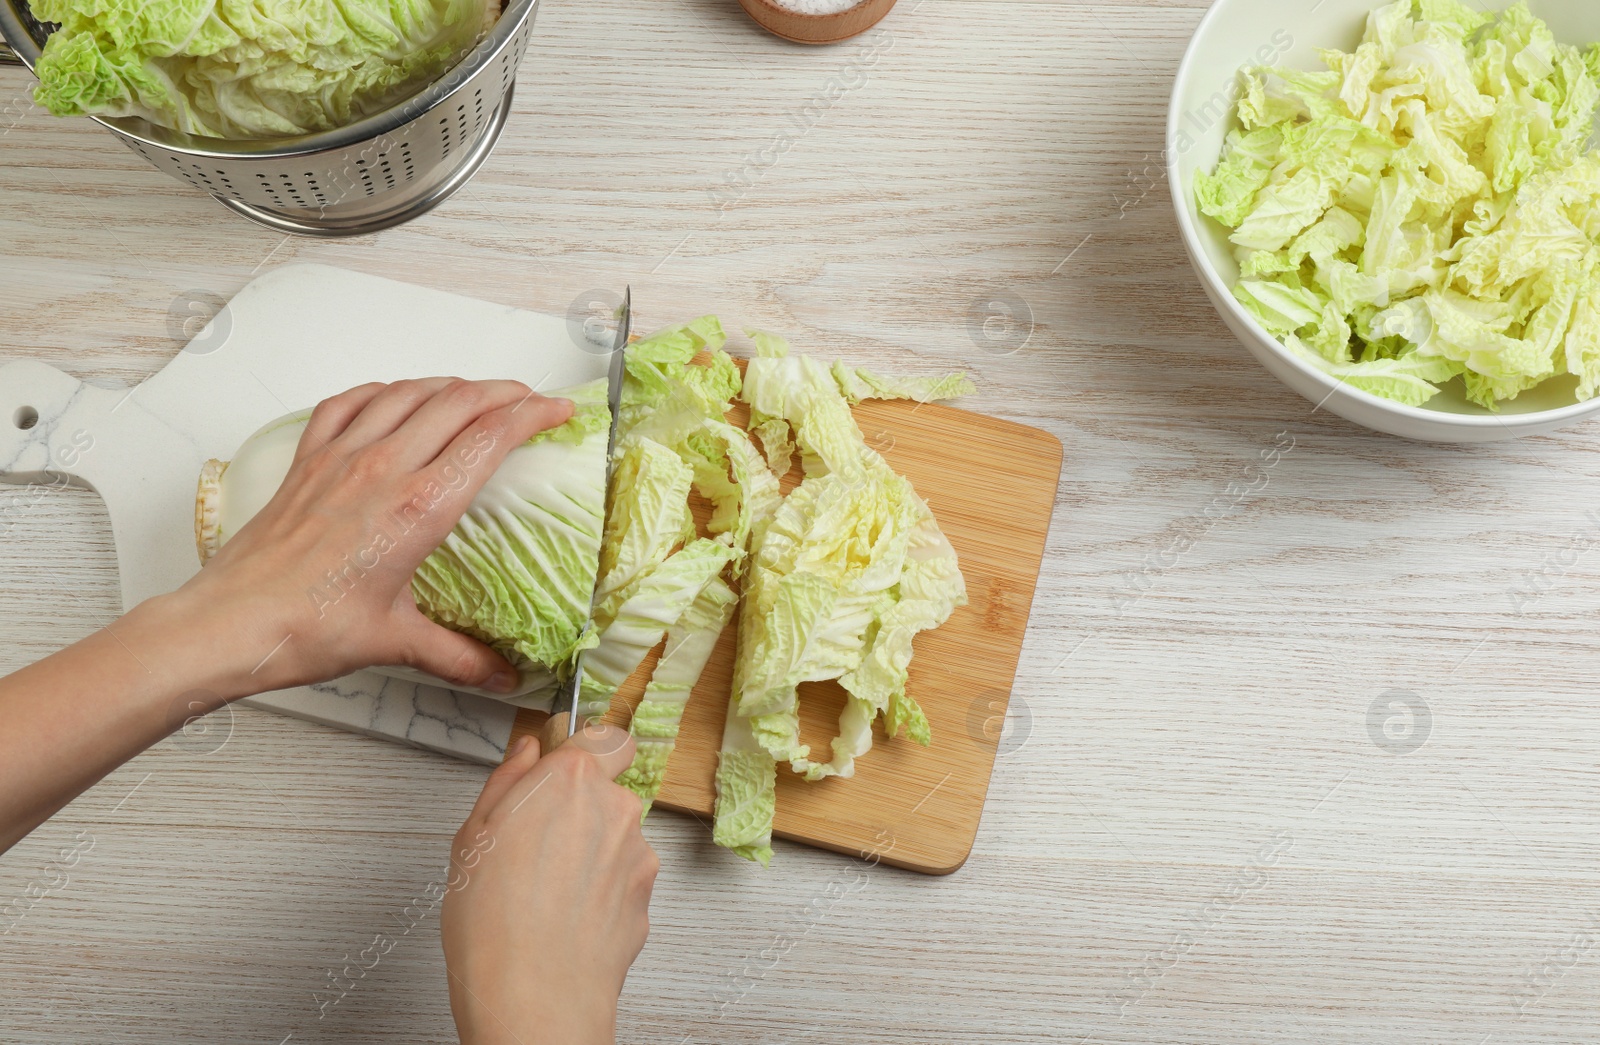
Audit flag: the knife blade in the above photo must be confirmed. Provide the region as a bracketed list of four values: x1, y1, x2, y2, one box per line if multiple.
[553, 287, 630, 742]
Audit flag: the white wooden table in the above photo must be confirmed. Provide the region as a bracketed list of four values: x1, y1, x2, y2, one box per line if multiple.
[4, 0, 1600, 1042]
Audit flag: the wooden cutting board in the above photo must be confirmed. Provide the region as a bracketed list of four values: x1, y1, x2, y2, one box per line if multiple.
[0, 263, 1060, 875]
[511, 365, 1063, 875]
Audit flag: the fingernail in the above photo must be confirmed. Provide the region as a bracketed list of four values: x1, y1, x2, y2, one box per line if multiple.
[486, 672, 517, 693]
[510, 735, 532, 757]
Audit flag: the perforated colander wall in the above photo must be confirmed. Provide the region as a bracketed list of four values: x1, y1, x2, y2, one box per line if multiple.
[112, 6, 535, 212]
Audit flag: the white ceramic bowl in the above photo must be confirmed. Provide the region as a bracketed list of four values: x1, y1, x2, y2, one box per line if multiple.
[1168, 0, 1600, 442]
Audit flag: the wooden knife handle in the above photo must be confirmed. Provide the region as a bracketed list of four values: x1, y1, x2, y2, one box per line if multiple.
[501, 712, 573, 761]
[539, 712, 575, 754]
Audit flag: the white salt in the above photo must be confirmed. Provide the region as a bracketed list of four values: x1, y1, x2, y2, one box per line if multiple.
[770, 0, 863, 13]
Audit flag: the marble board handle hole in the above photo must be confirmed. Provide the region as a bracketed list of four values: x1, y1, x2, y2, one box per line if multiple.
[13, 406, 38, 431]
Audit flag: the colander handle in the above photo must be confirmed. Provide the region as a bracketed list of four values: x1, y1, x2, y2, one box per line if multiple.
[0, 34, 20, 66]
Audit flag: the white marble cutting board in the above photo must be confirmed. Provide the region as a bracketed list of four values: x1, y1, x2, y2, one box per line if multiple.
[0, 264, 611, 765]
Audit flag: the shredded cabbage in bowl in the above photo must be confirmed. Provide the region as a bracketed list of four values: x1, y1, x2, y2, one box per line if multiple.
[1196, 0, 1600, 410]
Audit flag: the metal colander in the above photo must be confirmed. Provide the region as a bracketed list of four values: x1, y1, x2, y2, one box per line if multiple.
[0, 0, 540, 236]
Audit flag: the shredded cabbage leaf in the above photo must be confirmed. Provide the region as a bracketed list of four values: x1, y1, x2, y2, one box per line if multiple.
[617, 577, 738, 816]
[831, 361, 979, 405]
[1196, 0, 1600, 409]
[601, 321, 779, 791]
[711, 331, 971, 861]
[593, 438, 695, 630]
[712, 706, 778, 867]
[578, 537, 739, 719]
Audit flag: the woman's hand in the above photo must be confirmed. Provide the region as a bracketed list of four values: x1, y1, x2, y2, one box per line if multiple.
[178, 378, 573, 698]
[0, 378, 571, 852]
[443, 724, 658, 1045]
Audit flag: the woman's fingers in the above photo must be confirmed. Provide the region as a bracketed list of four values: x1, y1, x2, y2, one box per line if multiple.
[408, 395, 574, 540]
[565, 722, 637, 779]
[492, 723, 639, 826]
[332, 378, 460, 452]
[468, 734, 543, 825]
[394, 607, 520, 694]
[298, 382, 387, 461]
[539, 715, 637, 772]
[386, 380, 552, 471]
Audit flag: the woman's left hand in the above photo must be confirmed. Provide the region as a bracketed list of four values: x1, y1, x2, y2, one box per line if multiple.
[0, 377, 573, 852]
[178, 378, 574, 699]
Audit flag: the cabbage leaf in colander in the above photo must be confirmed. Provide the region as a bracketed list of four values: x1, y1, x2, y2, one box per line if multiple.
[30, 0, 500, 138]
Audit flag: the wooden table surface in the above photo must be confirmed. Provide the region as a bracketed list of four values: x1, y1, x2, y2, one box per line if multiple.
[4, 0, 1600, 1042]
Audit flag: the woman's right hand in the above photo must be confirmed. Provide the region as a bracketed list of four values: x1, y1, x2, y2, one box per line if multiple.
[442, 724, 657, 1045]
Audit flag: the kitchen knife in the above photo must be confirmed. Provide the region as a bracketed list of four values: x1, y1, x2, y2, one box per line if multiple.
[544, 287, 630, 749]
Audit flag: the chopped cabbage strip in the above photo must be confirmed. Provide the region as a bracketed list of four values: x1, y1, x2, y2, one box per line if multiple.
[713, 712, 777, 868]
[593, 438, 695, 630]
[830, 361, 978, 405]
[751, 417, 795, 480]
[617, 577, 738, 816]
[579, 538, 738, 720]
[608, 319, 781, 812]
